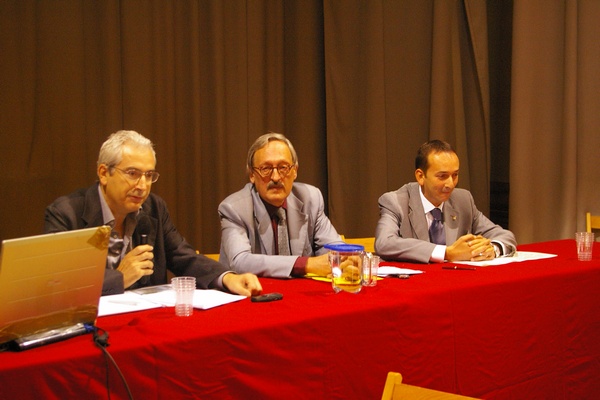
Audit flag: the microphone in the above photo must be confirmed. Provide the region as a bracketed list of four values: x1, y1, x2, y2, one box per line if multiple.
[136, 217, 152, 246]
[136, 217, 153, 286]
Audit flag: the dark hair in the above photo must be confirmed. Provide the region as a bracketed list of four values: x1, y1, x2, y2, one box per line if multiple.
[415, 140, 455, 172]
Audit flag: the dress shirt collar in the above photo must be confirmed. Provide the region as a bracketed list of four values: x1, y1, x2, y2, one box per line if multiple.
[418, 186, 444, 215]
[261, 198, 288, 219]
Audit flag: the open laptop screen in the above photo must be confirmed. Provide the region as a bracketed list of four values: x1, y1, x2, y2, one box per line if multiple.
[0, 226, 110, 347]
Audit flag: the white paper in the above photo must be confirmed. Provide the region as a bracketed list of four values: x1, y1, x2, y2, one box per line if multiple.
[453, 251, 557, 267]
[98, 286, 246, 317]
[143, 289, 246, 310]
[99, 291, 165, 316]
[377, 266, 424, 277]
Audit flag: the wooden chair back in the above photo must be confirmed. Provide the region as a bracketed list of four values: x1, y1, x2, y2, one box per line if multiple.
[381, 372, 480, 400]
[341, 236, 376, 253]
[586, 212, 600, 233]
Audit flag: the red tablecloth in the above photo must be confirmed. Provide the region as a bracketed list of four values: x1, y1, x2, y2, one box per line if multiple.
[1, 239, 599, 399]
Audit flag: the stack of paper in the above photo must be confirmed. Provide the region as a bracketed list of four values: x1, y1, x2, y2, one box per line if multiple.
[453, 251, 557, 267]
[99, 285, 246, 316]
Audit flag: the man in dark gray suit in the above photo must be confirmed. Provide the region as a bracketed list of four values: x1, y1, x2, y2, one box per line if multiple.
[45, 130, 262, 296]
[375, 140, 516, 263]
[218, 133, 343, 278]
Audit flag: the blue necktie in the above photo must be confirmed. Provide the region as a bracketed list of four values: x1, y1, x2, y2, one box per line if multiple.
[429, 208, 446, 245]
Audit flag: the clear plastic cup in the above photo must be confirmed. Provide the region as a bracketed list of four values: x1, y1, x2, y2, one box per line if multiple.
[171, 276, 196, 316]
[363, 254, 380, 287]
[575, 232, 595, 261]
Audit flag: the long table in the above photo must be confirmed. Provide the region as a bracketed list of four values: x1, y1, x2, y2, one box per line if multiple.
[1, 240, 599, 399]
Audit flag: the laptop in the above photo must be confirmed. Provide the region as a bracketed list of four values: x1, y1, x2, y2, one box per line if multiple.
[0, 226, 110, 351]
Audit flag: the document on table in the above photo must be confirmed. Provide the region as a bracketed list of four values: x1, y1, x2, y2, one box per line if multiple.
[453, 251, 557, 267]
[99, 285, 246, 316]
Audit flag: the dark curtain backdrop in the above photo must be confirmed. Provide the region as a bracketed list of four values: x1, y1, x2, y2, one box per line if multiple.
[1, 1, 599, 253]
[510, 0, 600, 243]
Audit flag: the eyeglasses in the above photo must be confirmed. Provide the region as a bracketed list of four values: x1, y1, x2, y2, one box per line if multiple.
[252, 164, 294, 178]
[111, 167, 160, 183]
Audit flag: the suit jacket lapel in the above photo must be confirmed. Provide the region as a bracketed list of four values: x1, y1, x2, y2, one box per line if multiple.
[286, 192, 308, 255]
[251, 188, 276, 254]
[407, 183, 430, 241]
[82, 184, 106, 228]
[443, 199, 460, 244]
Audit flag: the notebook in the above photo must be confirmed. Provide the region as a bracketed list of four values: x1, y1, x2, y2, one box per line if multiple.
[0, 226, 110, 351]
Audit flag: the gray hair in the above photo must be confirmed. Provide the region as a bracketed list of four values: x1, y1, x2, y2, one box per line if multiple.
[246, 132, 298, 174]
[97, 130, 156, 168]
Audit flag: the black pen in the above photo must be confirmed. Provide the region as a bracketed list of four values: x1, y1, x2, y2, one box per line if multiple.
[442, 265, 476, 271]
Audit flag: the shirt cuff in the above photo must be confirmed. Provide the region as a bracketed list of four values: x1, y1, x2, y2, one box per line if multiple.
[291, 256, 308, 277]
[430, 245, 446, 263]
[492, 240, 514, 258]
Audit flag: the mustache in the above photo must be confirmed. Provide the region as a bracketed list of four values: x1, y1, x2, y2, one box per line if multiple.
[267, 181, 285, 189]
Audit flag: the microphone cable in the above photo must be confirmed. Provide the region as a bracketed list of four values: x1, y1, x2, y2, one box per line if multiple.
[90, 325, 134, 400]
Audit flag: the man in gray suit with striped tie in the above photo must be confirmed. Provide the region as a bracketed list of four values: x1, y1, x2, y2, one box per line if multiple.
[218, 133, 343, 278]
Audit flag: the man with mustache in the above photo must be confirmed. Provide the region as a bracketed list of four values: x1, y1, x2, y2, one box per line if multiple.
[218, 133, 343, 277]
[45, 130, 262, 297]
[375, 139, 516, 263]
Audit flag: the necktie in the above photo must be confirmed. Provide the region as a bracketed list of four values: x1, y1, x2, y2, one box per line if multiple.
[429, 208, 446, 245]
[276, 208, 291, 255]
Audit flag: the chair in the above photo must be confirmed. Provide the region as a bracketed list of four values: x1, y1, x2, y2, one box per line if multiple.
[342, 236, 375, 253]
[381, 372, 480, 400]
[586, 212, 600, 233]
[195, 250, 220, 261]
[204, 253, 220, 261]
[168, 252, 220, 282]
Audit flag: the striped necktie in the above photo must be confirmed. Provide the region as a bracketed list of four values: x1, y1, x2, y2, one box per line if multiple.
[276, 208, 291, 255]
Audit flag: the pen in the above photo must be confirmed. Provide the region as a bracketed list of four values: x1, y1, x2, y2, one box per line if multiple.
[442, 266, 476, 271]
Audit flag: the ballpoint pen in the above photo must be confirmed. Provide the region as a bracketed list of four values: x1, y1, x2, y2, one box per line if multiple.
[442, 265, 476, 271]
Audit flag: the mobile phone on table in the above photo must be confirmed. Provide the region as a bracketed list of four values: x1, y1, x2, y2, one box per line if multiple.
[251, 293, 283, 303]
